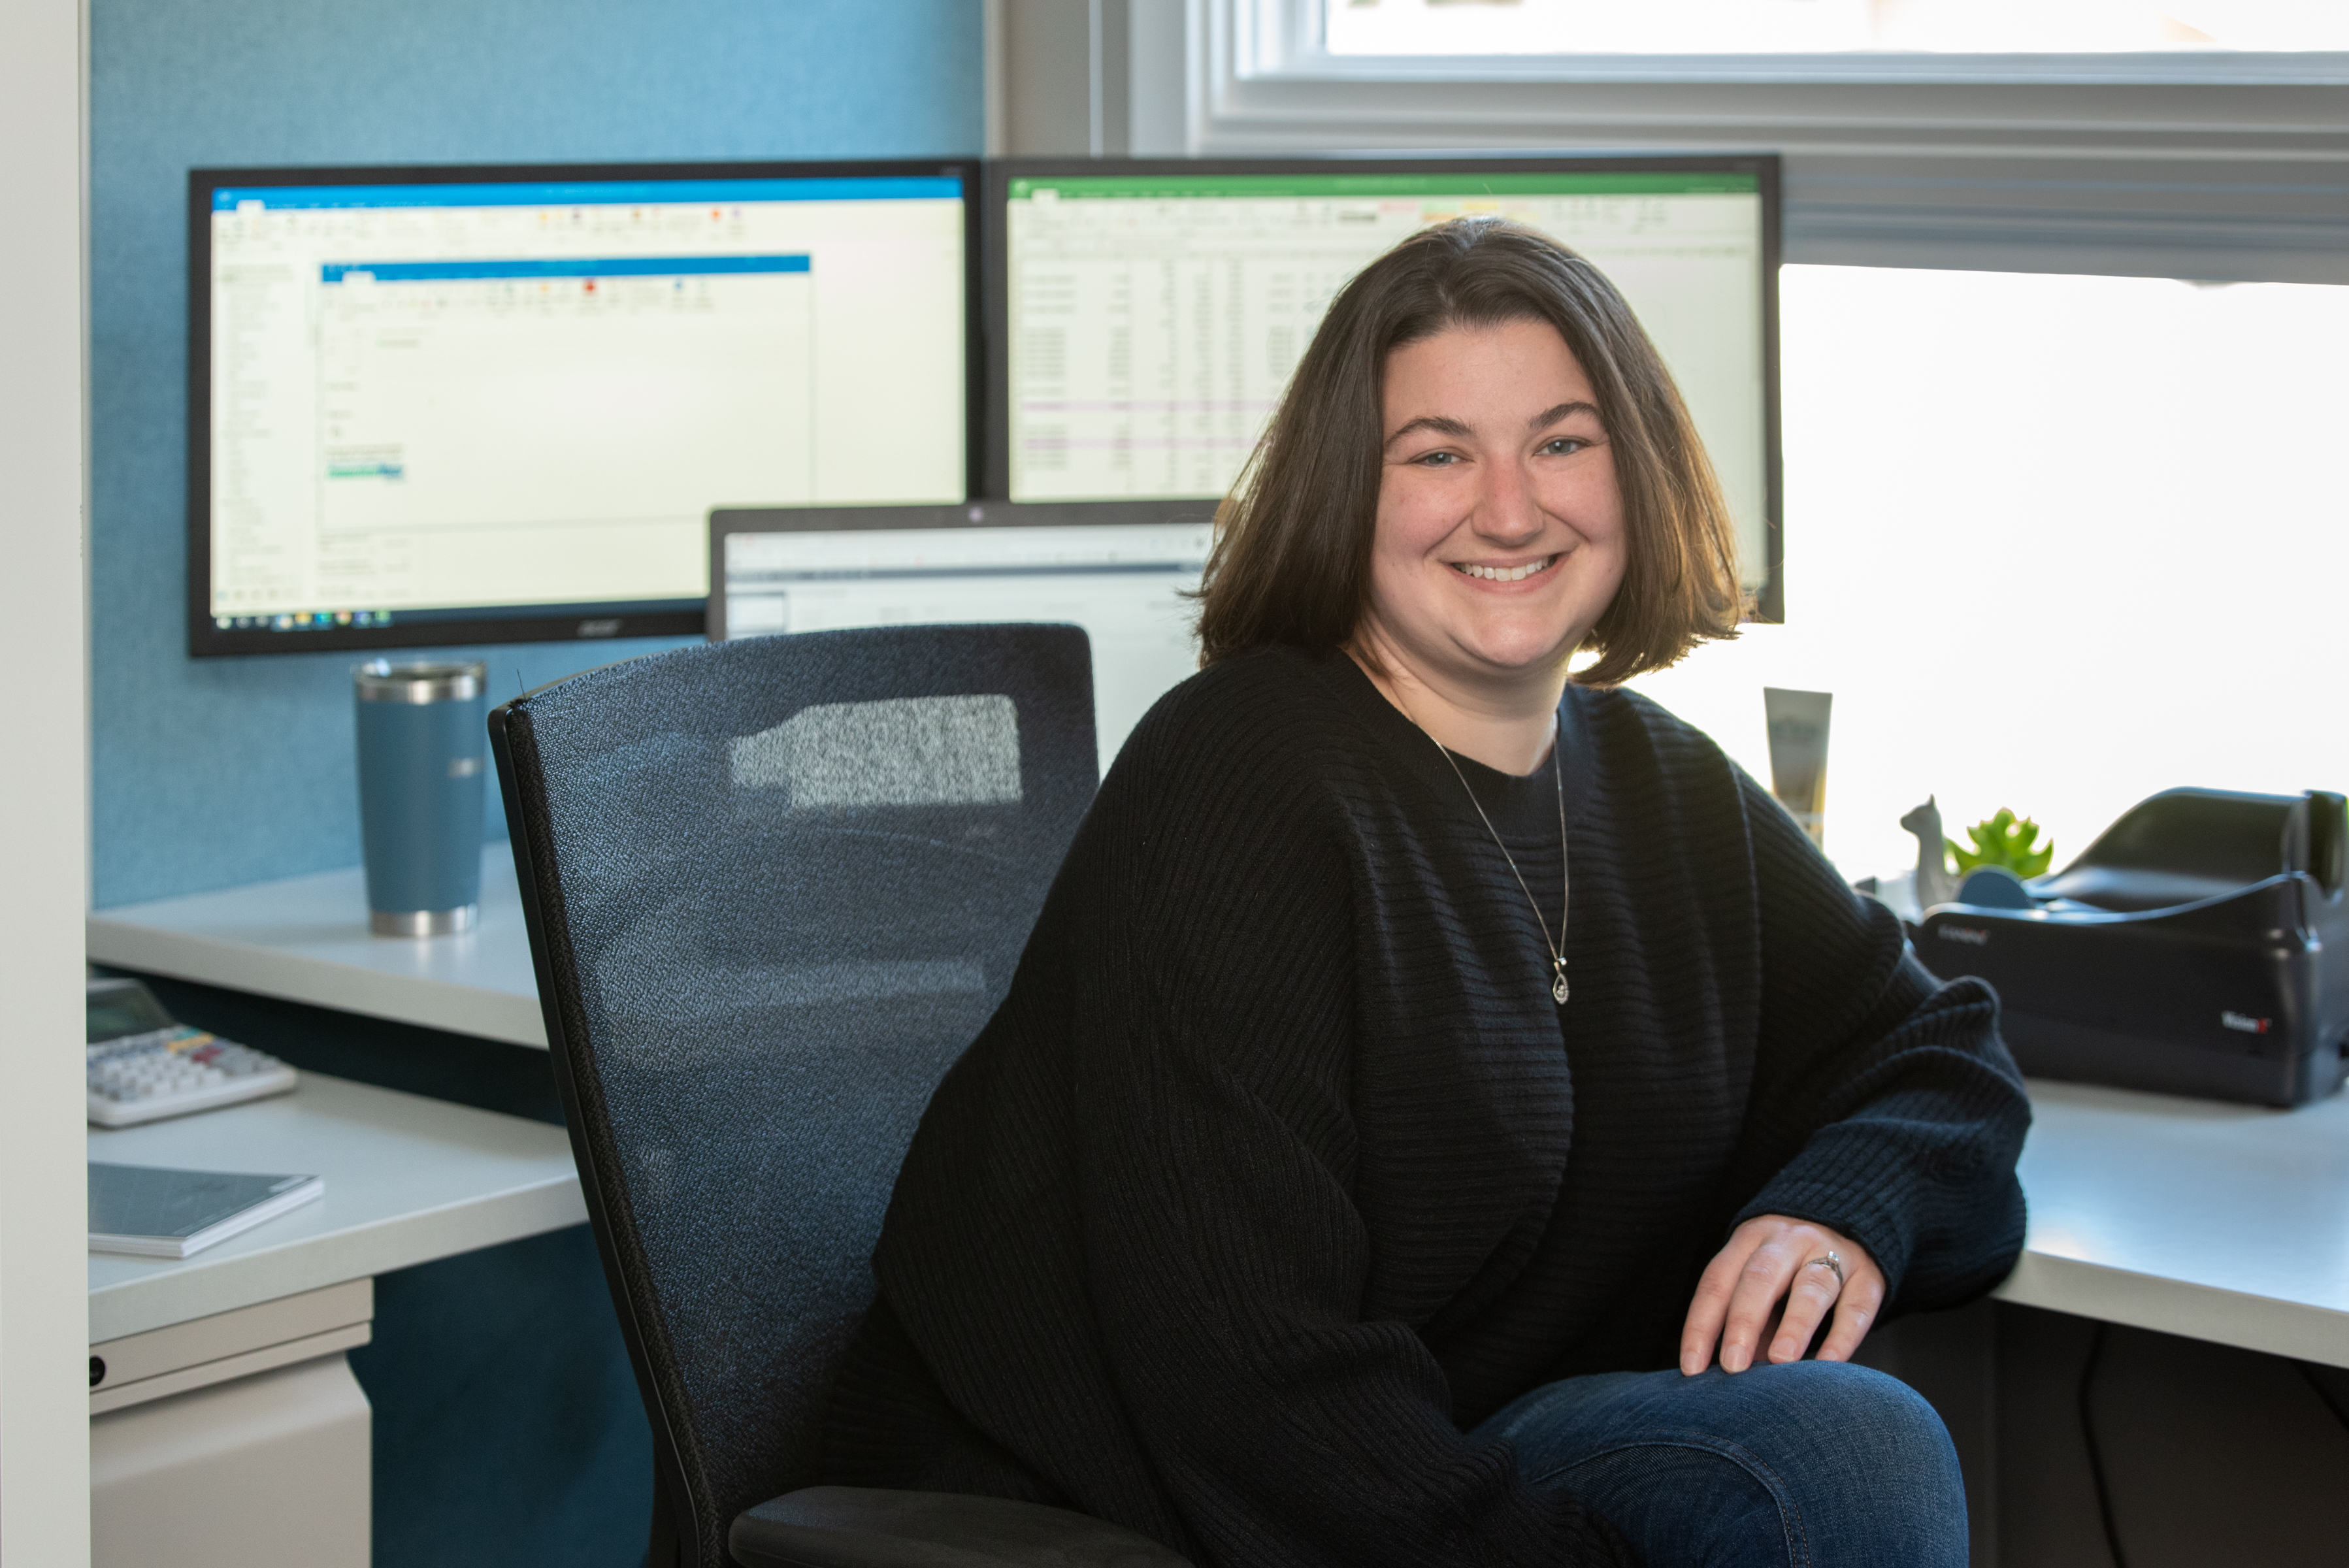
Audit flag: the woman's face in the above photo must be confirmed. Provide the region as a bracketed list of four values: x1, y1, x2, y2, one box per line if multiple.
[1359, 317, 1628, 695]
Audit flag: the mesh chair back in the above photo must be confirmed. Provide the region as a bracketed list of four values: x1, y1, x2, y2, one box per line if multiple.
[491, 625, 1098, 1568]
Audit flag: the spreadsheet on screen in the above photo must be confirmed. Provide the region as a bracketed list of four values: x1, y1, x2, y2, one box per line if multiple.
[1002, 170, 1769, 586]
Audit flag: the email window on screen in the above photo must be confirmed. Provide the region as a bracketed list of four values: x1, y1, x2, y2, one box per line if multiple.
[208, 181, 966, 621]
[1005, 172, 1767, 577]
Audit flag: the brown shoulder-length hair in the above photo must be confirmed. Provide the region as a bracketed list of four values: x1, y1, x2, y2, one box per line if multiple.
[1194, 218, 1743, 686]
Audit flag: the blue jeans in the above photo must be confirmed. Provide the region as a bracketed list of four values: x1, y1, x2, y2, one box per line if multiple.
[1473, 1362, 1967, 1567]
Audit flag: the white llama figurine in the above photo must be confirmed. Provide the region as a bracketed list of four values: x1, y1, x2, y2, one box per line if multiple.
[1902, 796, 1958, 909]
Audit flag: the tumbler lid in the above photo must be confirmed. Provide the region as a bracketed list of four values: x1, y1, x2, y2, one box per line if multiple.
[355, 659, 487, 704]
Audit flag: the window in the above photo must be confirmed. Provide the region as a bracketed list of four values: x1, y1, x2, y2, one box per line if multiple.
[1627, 265, 2349, 883]
[1326, 1, 2349, 61]
[1117, 3, 2349, 872]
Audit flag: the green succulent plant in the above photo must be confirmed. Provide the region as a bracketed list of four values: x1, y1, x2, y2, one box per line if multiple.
[1947, 808, 2054, 879]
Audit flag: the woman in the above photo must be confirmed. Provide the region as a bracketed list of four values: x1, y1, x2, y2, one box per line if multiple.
[826, 218, 2029, 1566]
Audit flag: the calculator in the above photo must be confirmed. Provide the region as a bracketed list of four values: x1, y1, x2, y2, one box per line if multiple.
[87, 977, 298, 1128]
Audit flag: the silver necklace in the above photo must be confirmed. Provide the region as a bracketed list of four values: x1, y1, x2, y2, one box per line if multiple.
[1422, 725, 1572, 1005]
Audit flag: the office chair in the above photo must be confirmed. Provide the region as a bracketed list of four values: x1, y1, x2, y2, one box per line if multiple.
[491, 626, 1189, 1568]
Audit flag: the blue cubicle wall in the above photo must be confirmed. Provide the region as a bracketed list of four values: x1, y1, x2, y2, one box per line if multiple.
[90, 0, 983, 911]
[89, 6, 981, 1565]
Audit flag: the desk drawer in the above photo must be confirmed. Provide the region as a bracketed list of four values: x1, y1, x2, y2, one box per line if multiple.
[92, 1277, 371, 1414]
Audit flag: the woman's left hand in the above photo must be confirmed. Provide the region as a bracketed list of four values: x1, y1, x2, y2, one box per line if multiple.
[1679, 1215, 1885, 1376]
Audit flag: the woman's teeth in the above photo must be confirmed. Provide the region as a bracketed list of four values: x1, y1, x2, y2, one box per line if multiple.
[1454, 555, 1558, 583]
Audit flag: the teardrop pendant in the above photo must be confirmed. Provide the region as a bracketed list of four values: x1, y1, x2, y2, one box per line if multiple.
[1412, 717, 1573, 1015]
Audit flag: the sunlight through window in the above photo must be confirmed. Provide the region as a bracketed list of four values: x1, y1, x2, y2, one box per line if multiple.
[1624, 266, 2349, 886]
[1328, 0, 2349, 57]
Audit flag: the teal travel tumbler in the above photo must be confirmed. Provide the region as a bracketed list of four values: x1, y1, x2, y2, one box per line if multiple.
[354, 660, 488, 937]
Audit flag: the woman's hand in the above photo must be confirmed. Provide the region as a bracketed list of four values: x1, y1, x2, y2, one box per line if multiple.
[1679, 1215, 1884, 1375]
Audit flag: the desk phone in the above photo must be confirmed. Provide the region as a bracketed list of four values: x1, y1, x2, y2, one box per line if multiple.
[88, 977, 297, 1128]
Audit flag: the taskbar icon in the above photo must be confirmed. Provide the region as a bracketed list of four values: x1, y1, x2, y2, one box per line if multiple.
[213, 610, 395, 632]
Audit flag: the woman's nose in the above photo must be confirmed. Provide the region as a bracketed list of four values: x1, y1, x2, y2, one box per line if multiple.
[1471, 459, 1545, 544]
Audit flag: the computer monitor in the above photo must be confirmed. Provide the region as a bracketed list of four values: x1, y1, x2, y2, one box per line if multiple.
[986, 156, 1782, 618]
[189, 159, 980, 657]
[710, 500, 1215, 776]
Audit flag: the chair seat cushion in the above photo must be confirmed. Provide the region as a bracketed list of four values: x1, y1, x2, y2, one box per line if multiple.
[730, 1486, 1192, 1568]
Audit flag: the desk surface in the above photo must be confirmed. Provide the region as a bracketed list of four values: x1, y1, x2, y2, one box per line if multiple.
[89, 1071, 583, 1343]
[1997, 1077, 2349, 1367]
[85, 864, 2349, 1365]
[88, 848, 546, 1048]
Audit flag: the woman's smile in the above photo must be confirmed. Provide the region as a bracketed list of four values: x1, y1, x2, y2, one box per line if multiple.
[1450, 553, 1561, 585]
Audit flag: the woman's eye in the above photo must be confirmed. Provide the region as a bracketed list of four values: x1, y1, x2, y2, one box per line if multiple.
[1414, 451, 1460, 468]
[1539, 436, 1588, 457]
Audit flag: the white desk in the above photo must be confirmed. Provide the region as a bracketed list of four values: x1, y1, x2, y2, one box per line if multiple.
[88, 847, 545, 1048]
[1996, 1077, 2349, 1368]
[87, 1073, 583, 1568]
[88, 865, 2349, 1371]
[90, 1071, 583, 1343]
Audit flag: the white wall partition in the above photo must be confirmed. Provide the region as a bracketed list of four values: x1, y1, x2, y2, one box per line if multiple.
[0, 0, 91, 1561]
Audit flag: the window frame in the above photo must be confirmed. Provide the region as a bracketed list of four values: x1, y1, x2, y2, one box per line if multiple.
[1298, 0, 2349, 88]
[1151, 0, 2349, 283]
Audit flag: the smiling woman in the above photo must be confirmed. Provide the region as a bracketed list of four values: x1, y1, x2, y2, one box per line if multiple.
[1198, 220, 1739, 700]
[1369, 321, 1630, 681]
[821, 218, 2029, 1568]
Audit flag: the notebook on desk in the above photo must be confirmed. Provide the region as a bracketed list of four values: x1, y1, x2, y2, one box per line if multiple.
[88, 1162, 325, 1259]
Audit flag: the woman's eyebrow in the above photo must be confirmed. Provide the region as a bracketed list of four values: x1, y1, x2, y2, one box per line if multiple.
[1530, 400, 1601, 431]
[1383, 414, 1474, 449]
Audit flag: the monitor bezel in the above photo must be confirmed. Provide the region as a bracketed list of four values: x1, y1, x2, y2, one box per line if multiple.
[707, 498, 1221, 644]
[188, 157, 985, 659]
[981, 153, 1784, 623]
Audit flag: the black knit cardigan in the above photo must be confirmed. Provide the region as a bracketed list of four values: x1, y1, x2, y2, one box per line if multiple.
[824, 644, 2030, 1567]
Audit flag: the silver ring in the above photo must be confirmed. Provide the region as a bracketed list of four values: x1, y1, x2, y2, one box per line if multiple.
[1805, 1251, 1847, 1290]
